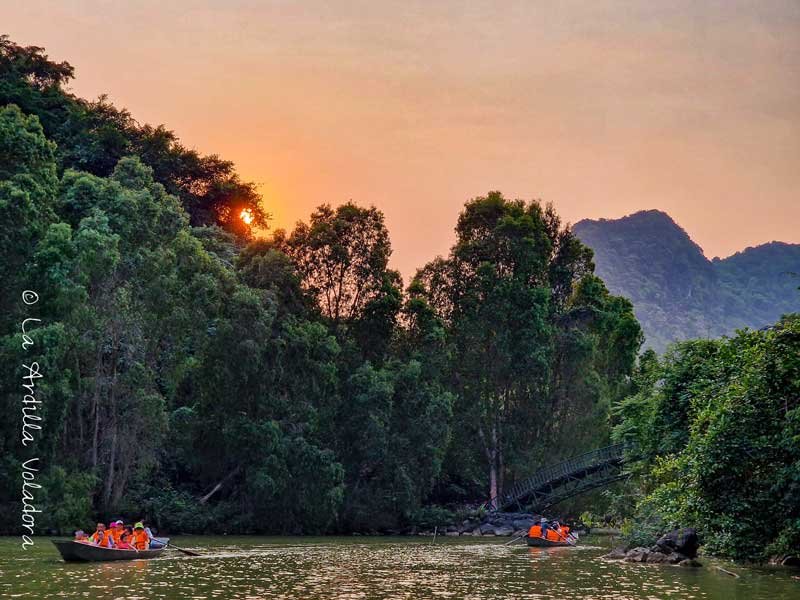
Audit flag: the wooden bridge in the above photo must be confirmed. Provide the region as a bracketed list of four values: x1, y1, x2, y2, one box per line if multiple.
[492, 443, 630, 512]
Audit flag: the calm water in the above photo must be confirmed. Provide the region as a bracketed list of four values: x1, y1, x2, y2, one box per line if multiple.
[0, 536, 797, 599]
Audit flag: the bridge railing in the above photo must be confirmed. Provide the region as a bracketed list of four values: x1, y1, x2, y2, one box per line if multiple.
[494, 443, 629, 509]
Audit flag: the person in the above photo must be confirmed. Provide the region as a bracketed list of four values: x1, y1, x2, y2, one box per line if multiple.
[540, 518, 549, 540]
[116, 527, 133, 550]
[89, 523, 114, 548]
[130, 522, 150, 550]
[73, 530, 89, 543]
[549, 521, 564, 541]
[109, 520, 125, 546]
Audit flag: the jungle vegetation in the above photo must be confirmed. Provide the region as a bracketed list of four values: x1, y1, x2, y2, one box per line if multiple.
[1, 38, 797, 562]
[0, 37, 641, 535]
[613, 316, 800, 561]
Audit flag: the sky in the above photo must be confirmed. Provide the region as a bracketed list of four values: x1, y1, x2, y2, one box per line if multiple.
[6, 0, 800, 278]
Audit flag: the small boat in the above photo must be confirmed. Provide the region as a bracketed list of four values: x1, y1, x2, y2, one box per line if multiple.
[526, 534, 577, 547]
[52, 538, 169, 562]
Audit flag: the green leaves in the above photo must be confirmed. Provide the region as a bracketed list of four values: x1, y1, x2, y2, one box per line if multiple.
[416, 192, 642, 504]
[619, 315, 800, 560]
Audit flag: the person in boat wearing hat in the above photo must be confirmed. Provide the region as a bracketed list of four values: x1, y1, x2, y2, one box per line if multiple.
[539, 517, 549, 539]
[89, 523, 115, 548]
[108, 520, 125, 546]
[130, 522, 151, 550]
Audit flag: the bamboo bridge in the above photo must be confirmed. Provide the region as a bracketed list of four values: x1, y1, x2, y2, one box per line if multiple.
[492, 443, 631, 512]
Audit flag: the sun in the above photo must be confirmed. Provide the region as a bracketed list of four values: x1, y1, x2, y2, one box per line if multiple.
[240, 208, 254, 225]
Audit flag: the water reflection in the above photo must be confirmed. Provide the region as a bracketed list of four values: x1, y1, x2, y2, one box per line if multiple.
[0, 536, 797, 599]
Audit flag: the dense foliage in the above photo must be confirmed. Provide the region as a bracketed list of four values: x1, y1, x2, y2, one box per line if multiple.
[0, 101, 451, 534]
[614, 316, 800, 561]
[414, 194, 643, 505]
[0, 37, 644, 535]
[574, 210, 800, 353]
[4, 39, 795, 565]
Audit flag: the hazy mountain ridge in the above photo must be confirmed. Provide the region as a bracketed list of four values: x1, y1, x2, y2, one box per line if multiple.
[573, 210, 800, 352]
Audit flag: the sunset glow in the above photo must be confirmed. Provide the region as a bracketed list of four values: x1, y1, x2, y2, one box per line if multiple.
[240, 208, 254, 225]
[5, 2, 799, 278]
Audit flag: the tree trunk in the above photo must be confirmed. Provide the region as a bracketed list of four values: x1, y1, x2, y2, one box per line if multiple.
[200, 467, 240, 504]
[488, 453, 498, 509]
[498, 443, 504, 502]
[103, 339, 119, 509]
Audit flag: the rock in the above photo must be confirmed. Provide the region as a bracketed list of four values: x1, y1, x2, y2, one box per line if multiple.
[602, 547, 628, 560]
[445, 531, 459, 537]
[624, 547, 651, 563]
[646, 552, 671, 564]
[655, 528, 699, 559]
[678, 558, 702, 567]
[512, 519, 535, 531]
[493, 526, 514, 536]
[471, 528, 482, 536]
[479, 523, 496, 535]
[667, 552, 686, 564]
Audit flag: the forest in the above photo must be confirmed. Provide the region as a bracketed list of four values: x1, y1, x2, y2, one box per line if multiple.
[1, 37, 797, 562]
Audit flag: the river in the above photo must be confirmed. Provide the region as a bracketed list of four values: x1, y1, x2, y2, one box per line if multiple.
[0, 535, 797, 599]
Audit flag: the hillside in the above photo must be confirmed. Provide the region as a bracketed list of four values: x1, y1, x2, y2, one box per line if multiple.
[574, 210, 800, 352]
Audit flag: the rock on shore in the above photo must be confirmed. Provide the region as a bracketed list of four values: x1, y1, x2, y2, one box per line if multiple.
[602, 528, 702, 567]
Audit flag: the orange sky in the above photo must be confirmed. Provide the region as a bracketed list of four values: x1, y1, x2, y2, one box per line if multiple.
[6, 1, 800, 278]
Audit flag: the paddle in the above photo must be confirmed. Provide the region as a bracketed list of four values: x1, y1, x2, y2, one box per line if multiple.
[164, 542, 202, 557]
[504, 533, 527, 546]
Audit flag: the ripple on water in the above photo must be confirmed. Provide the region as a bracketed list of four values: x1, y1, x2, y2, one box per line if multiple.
[0, 537, 797, 599]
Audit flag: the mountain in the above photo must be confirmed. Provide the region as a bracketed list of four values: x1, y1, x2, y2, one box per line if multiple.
[573, 210, 800, 352]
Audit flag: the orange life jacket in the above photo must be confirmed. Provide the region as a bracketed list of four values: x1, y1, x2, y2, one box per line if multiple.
[528, 525, 541, 537]
[545, 529, 562, 541]
[131, 529, 150, 550]
[110, 527, 124, 544]
[91, 529, 113, 548]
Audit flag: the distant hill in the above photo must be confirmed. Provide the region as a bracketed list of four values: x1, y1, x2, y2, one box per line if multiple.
[573, 210, 800, 352]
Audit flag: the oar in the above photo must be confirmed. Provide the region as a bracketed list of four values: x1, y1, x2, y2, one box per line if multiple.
[556, 530, 576, 546]
[504, 533, 527, 546]
[165, 542, 202, 557]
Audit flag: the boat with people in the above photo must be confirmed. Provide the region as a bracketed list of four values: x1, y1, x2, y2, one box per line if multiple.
[52, 518, 171, 562]
[52, 538, 169, 562]
[526, 520, 577, 547]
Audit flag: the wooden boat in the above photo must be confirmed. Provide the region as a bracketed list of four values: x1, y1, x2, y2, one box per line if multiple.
[52, 538, 169, 562]
[526, 534, 577, 547]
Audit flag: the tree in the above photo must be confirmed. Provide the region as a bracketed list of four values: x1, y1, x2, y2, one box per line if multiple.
[278, 203, 398, 325]
[614, 315, 800, 561]
[416, 192, 641, 506]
